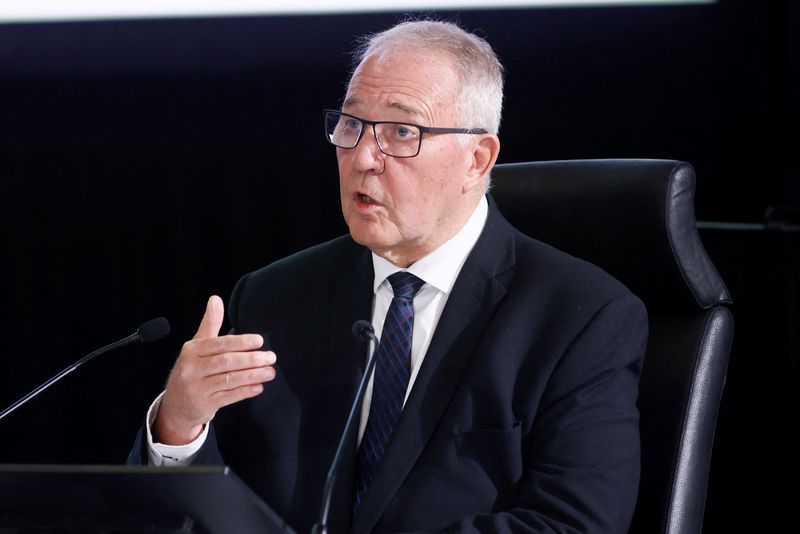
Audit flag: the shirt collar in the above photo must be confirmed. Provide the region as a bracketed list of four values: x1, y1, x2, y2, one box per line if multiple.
[372, 195, 489, 294]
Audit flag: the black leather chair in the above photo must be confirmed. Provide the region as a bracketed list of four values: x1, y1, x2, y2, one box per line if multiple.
[491, 159, 733, 534]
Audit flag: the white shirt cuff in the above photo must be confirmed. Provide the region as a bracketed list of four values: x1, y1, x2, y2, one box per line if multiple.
[145, 391, 209, 466]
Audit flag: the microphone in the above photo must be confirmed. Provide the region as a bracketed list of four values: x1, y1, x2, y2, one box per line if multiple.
[137, 317, 171, 343]
[351, 319, 375, 344]
[312, 320, 379, 534]
[0, 317, 170, 423]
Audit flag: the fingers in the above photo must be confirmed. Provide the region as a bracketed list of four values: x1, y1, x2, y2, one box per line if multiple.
[194, 295, 225, 340]
[200, 349, 276, 376]
[184, 333, 264, 358]
[176, 349, 275, 383]
[210, 382, 267, 411]
[208, 364, 277, 394]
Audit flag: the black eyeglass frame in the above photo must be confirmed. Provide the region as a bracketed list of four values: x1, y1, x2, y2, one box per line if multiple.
[323, 109, 488, 158]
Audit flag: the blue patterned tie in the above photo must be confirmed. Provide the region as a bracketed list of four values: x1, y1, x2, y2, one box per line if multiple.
[354, 271, 425, 511]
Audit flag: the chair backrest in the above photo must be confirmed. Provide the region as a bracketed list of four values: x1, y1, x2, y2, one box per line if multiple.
[491, 159, 733, 534]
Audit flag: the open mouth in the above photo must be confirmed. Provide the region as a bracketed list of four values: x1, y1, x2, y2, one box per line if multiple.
[356, 193, 379, 205]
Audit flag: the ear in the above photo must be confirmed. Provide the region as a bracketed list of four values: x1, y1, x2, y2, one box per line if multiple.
[462, 135, 501, 194]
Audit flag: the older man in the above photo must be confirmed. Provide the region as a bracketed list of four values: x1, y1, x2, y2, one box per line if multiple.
[131, 20, 647, 533]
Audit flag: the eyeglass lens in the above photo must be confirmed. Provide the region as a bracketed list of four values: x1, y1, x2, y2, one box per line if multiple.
[325, 112, 421, 157]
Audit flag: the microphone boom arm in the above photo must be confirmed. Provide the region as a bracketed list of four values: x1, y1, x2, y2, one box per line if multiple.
[0, 318, 169, 423]
[313, 321, 379, 534]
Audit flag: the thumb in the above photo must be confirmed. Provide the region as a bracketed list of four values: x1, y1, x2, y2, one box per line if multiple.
[194, 295, 224, 339]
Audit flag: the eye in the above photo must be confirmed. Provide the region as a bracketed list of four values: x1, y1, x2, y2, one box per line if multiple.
[392, 124, 417, 140]
[344, 118, 362, 130]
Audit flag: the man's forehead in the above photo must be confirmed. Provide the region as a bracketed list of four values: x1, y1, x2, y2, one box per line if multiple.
[342, 96, 427, 122]
[343, 51, 458, 123]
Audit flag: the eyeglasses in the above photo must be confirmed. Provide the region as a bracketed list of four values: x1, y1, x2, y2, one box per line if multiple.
[323, 109, 488, 158]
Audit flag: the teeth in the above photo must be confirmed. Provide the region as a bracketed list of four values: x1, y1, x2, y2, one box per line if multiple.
[360, 194, 374, 204]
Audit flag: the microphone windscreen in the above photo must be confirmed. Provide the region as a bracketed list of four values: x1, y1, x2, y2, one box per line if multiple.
[137, 317, 171, 343]
[351, 320, 375, 342]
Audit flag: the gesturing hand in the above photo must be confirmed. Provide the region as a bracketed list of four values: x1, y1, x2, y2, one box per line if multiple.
[154, 295, 277, 445]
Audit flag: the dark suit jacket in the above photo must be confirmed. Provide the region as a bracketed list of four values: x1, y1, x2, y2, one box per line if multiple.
[131, 196, 647, 533]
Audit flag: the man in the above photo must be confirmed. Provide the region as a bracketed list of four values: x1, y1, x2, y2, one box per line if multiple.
[130, 20, 647, 533]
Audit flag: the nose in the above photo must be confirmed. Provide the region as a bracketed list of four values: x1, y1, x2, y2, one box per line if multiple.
[350, 125, 386, 174]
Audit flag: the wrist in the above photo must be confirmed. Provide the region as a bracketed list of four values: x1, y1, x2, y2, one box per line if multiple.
[153, 413, 205, 446]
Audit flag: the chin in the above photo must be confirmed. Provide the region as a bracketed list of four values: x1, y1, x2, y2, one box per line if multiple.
[347, 223, 390, 253]
[349, 228, 382, 249]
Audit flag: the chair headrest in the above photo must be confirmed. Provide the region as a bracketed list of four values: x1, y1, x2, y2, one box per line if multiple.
[491, 159, 731, 311]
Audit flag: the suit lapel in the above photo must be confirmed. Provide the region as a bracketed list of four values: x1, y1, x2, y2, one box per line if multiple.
[351, 197, 517, 534]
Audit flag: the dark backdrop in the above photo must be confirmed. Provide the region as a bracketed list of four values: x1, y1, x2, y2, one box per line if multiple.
[0, 1, 797, 531]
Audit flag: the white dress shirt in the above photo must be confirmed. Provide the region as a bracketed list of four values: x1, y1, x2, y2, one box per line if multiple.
[146, 196, 488, 465]
[358, 196, 488, 442]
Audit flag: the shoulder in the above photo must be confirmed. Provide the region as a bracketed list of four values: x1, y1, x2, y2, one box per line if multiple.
[229, 234, 366, 310]
[247, 234, 363, 283]
[486, 207, 647, 331]
[516, 231, 632, 302]
[484, 199, 636, 307]
[518, 233, 649, 360]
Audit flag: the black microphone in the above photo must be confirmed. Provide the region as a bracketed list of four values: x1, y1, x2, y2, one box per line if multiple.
[351, 319, 375, 344]
[312, 319, 379, 534]
[0, 317, 170, 423]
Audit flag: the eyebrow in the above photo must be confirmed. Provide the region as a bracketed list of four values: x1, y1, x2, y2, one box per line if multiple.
[386, 101, 426, 122]
[341, 97, 426, 123]
[341, 97, 361, 110]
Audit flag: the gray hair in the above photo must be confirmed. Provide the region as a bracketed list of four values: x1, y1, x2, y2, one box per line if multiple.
[349, 19, 505, 136]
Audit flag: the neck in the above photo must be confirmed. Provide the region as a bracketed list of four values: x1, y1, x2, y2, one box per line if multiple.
[376, 194, 483, 268]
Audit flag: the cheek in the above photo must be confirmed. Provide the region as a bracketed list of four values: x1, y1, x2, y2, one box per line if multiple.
[337, 158, 348, 181]
[419, 146, 464, 192]
[337, 149, 353, 175]
[390, 186, 438, 230]
[338, 163, 354, 196]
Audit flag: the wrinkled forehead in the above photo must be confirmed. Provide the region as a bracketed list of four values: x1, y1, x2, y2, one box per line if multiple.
[345, 48, 461, 121]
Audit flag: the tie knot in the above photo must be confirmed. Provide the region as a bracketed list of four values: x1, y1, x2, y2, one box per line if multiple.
[387, 271, 425, 300]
